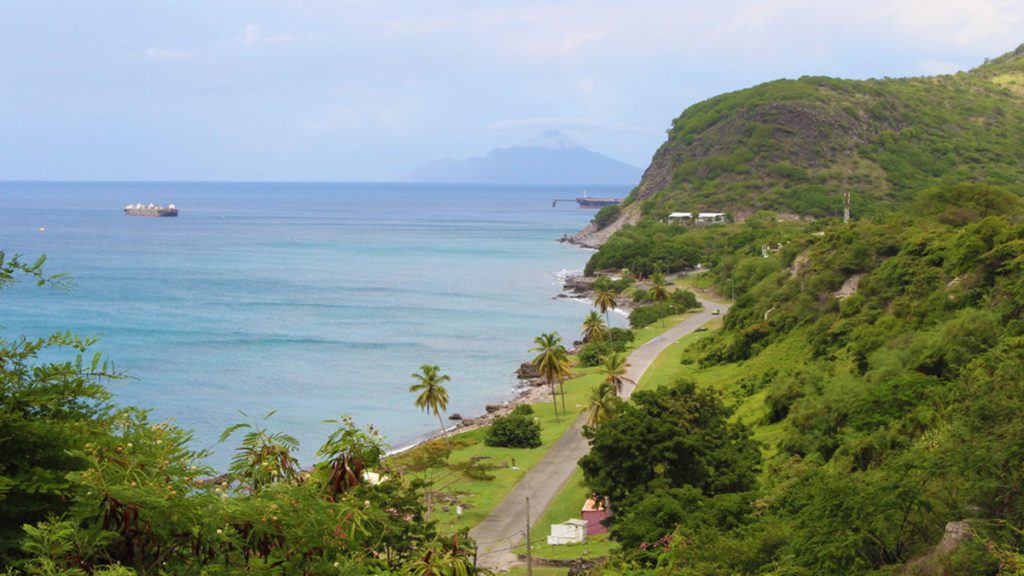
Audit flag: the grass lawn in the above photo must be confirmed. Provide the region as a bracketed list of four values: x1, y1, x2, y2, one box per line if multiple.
[388, 309, 705, 534]
[504, 567, 568, 576]
[393, 370, 603, 533]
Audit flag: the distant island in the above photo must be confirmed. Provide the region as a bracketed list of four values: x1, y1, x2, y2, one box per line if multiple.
[405, 129, 643, 185]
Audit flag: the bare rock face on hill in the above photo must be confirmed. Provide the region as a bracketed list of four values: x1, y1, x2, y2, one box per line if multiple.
[578, 43, 1024, 245]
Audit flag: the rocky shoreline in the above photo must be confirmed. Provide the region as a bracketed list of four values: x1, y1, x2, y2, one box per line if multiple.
[389, 267, 720, 456]
[553, 273, 638, 313]
[388, 272, 607, 456]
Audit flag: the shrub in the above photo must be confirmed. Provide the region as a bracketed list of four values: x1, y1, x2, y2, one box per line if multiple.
[484, 413, 542, 448]
[671, 289, 699, 308]
[593, 205, 622, 229]
[608, 327, 636, 347]
[577, 329, 635, 367]
[629, 299, 700, 329]
[511, 404, 534, 417]
[577, 341, 611, 367]
[593, 275, 635, 294]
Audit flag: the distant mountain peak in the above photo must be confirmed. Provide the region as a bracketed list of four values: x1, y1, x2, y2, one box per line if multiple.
[404, 129, 641, 185]
[513, 129, 582, 150]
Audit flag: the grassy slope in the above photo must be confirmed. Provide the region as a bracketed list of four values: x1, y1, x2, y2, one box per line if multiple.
[636, 307, 801, 463]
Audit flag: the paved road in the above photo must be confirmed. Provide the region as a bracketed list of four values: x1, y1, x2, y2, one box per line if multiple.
[470, 297, 728, 570]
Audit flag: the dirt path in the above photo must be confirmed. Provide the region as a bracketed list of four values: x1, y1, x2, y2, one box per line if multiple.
[469, 297, 728, 570]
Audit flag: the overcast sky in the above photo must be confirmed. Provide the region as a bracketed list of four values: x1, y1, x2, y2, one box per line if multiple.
[1, 0, 1021, 181]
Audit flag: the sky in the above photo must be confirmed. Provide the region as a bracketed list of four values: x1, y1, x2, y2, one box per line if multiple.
[1, 0, 1022, 182]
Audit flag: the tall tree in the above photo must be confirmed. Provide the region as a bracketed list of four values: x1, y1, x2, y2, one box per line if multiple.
[600, 352, 632, 396]
[410, 364, 452, 443]
[580, 379, 760, 507]
[649, 273, 670, 304]
[594, 288, 618, 329]
[531, 332, 571, 417]
[649, 273, 671, 326]
[585, 381, 622, 429]
[582, 310, 608, 343]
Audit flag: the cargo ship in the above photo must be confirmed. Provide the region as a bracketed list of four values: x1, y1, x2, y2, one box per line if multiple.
[551, 191, 623, 209]
[124, 203, 178, 217]
[575, 194, 621, 208]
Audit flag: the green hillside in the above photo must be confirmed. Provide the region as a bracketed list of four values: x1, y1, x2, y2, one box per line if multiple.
[574, 44, 1024, 575]
[584, 185, 1024, 574]
[611, 44, 1024, 223]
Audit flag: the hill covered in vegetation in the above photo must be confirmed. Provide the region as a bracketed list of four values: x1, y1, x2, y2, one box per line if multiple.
[569, 43, 1024, 575]
[572, 44, 1024, 247]
[582, 184, 1024, 574]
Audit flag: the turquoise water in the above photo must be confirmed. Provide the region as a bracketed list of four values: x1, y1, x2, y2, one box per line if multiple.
[0, 182, 622, 466]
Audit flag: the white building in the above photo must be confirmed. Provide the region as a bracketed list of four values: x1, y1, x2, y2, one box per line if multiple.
[547, 519, 588, 545]
[667, 212, 693, 222]
[697, 212, 726, 223]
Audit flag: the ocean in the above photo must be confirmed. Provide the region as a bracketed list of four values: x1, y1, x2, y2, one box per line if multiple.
[0, 181, 624, 467]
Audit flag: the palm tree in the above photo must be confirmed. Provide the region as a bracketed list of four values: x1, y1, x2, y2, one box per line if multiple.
[594, 288, 618, 328]
[584, 381, 621, 429]
[600, 352, 633, 396]
[649, 272, 670, 303]
[410, 364, 451, 443]
[531, 332, 571, 418]
[581, 310, 608, 343]
[649, 273, 671, 326]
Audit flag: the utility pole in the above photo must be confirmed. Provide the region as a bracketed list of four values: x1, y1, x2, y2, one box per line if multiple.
[843, 189, 851, 224]
[525, 496, 533, 576]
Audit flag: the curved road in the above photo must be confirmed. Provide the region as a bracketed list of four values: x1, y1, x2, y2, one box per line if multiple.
[470, 297, 728, 570]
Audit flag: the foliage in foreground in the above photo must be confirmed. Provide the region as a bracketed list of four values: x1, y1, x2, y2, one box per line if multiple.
[0, 254, 486, 575]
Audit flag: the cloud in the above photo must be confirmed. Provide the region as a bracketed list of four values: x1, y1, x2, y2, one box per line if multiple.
[870, 0, 1023, 47]
[143, 47, 199, 61]
[484, 117, 658, 135]
[139, 24, 296, 62]
[235, 24, 295, 46]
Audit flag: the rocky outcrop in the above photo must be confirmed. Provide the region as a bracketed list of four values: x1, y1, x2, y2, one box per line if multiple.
[567, 144, 670, 247]
[568, 202, 643, 248]
[516, 362, 541, 379]
[833, 273, 862, 299]
[903, 520, 972, 575]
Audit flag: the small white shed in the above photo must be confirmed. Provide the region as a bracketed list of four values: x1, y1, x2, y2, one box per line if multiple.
[697, 212, 726, 223]
[547, 519, 588, 545]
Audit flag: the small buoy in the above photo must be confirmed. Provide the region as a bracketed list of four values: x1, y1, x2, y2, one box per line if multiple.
[38, 227, 45, 232]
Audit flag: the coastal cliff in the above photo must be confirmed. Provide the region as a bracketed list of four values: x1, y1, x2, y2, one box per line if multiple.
[574, 43, 1024, 247]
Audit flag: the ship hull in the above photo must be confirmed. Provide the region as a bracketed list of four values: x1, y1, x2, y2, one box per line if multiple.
[124, 208, 178, 217]
[576, 197, 621, 209]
